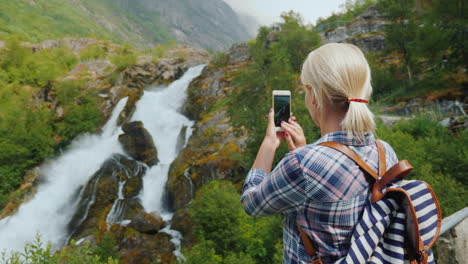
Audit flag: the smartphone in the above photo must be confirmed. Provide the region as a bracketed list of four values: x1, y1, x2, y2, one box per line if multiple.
[272, 90, 291, 132]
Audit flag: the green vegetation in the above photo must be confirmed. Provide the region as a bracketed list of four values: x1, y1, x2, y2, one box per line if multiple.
[377, 118, 467, 217]
[0, 0, 118, 43]
[184, 181, 282, 264]
[227, 12, 322, 170]
[0, 37, 77, 87]
[0, 233, 119, 264]
[315, 0, 378, 31]
[79, 0, 174, 45]
[371, 0, 466, 101]
[0, 0, 174, 47]
[0, 39, 101, 209]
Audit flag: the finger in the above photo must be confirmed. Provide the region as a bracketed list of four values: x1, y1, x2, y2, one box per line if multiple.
[288, 118, 304, 133]
[285, 131, 296, 150]
[282, 122, 302, 139]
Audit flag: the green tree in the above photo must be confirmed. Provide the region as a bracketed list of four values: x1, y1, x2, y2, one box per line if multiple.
[377, 0, 419, 85]
[187, 181, 282, 263]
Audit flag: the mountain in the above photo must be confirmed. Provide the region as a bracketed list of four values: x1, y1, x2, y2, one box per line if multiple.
[0, 0, 253, 51]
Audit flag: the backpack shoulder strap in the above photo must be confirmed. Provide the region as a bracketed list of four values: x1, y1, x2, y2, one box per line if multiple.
[318, 141, 384, 179]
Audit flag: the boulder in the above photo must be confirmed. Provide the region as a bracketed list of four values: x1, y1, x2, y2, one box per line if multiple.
[119, 232, 175, 264]
[67, 154, 147, 241]
[128, 211, 165, 234]
[118, 121, 159, 166]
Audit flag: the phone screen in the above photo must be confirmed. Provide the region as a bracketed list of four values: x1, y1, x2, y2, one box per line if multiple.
[274, 95, 291, 127]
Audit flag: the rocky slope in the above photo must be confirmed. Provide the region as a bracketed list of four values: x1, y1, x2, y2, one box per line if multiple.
[320, 6, 387, 52]
[1, 0, 253, 51]
[167, 43, 251, 249]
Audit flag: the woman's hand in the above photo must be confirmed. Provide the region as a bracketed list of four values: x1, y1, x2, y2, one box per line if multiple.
[281, 116, 307, 151]
[263, 108, 284, 149]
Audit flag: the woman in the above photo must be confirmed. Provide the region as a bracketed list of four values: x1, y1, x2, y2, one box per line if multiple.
[240, 43, 399, 263]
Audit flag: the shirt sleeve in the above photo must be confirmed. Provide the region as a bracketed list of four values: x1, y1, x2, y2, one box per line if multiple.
[240, 151, 306, 217]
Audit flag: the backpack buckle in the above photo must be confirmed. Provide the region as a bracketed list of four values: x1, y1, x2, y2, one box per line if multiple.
[417, 250, 427, 262]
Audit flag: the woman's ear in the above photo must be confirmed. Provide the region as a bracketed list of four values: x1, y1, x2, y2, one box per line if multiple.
[306, 85, 317, 105]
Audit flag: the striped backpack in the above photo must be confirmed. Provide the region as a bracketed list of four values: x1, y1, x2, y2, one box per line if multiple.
[297, 140, 442, 264]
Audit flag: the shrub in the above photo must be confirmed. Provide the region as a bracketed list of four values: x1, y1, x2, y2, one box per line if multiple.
[80, 43, 107, 61]
[110, 53, 137, 72]
[376, 118, 468, 216]
[187, 180, 282, 264]
[0, 233, 119, 264]
[0, 37, 77, 86]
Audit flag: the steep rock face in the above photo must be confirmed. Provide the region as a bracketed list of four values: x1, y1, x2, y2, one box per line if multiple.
[167, 43, 251, 248]
[320, 6, 388, 52]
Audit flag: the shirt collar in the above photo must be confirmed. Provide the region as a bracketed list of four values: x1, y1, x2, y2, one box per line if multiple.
[313, 131, 375, 146]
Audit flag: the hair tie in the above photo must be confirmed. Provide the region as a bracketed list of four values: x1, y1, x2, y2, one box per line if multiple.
[348, 98, 369, 104]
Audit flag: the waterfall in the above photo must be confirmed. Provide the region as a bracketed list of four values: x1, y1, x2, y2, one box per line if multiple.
[0, 64, 206, 258]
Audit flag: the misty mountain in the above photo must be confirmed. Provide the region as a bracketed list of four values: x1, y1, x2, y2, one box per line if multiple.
[0, 0, 254, 51]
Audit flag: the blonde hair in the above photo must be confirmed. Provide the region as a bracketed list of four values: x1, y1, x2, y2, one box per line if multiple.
[300, 43, 375, 141]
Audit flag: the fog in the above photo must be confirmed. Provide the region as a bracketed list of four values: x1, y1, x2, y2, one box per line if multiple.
[222, 0, 346, 28]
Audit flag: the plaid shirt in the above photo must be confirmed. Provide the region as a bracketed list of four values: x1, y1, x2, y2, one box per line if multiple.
[241, 131, 399, 264]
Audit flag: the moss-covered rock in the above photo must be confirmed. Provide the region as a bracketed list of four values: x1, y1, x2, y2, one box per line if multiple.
[67, 154, 147, 241]
[166, 43, 251, 250]
[128, 211, 165, 234]
[118, 121, 159, 167]
[171, 207, 195, 249]
[119, 231, 175, 264]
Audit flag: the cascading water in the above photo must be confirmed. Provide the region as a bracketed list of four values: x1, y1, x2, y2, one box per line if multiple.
[0, 64, 206, 259]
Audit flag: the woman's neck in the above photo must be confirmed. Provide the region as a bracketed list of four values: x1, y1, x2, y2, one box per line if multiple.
[319, 105, 347, 136]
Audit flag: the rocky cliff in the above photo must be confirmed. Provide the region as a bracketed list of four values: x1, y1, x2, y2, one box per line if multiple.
[167, 43, 251, 249]
[320, 6, 387, 52]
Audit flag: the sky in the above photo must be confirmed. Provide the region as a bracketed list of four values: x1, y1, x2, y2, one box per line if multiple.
[222, 0, 347, 26]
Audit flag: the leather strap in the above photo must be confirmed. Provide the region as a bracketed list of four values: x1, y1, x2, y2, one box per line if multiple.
[371, 160, 413, 202]
[319, 141, 381, 179]
[296, 223, 323, 264]
[376, 140, 386, 176]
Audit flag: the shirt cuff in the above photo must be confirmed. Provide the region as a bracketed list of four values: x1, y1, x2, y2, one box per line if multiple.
[242, 168, 267, 192]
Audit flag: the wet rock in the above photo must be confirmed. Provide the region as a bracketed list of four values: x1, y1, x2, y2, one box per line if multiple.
[171, 208, 195, 249]
[175, 125, 188, 153]
[76, 235, 97, 248]
[128, 211, 165, 234]
[124, 175, 143, 198]
[118, 121, 159, 166]
[119, 232, 175, 264]
[67, 154, 146, 241]
[117, 89, 144, 126]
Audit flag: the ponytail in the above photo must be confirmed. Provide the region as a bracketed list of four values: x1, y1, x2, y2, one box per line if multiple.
[341, 101, 375, 143]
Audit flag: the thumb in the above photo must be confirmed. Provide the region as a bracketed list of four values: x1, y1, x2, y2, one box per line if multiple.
[268, 108, 275, 127]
